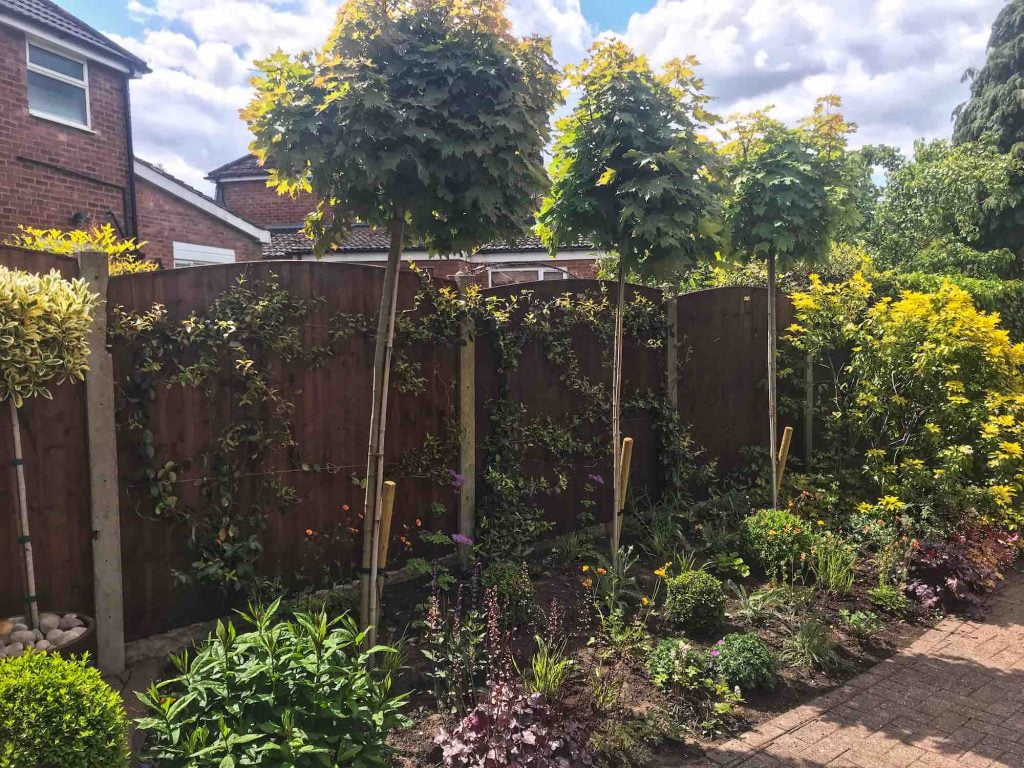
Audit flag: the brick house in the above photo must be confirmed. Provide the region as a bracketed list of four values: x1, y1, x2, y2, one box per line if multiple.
[209, 154, 605, 285]
[0, 0, 269, 269]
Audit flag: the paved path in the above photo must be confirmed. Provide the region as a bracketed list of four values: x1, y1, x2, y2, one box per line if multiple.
[686, 572, 1024, 767]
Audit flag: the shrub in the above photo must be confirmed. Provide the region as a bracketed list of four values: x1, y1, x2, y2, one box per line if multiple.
[811, 532, 857, 595]
[7, 223, 156, 275]
[838, 609, 883, 639]
[712, 633, 778, 691]
[868, 584, 913, 616]
[743, 508, 814, 580]
[664, 570, 726, 632]
[781, 619, 846, 675]
[436, 683, 594, 767]
[483, 561, 536, 623]
[137, 601, 408, 767]
[0, 651, 130, 768]
[906, 525, 1018, 609]
[646, 637, 710, 690]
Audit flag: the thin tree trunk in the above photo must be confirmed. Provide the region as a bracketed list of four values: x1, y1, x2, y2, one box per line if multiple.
[610, 261, 626, 561]
[360, 208, 405, 639]
[767, 251, 779, 510]
[10, 399, 39, 630]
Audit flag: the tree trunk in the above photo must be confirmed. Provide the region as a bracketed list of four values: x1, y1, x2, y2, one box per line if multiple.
[767, 251, 779, 510]
[10, 399, 39, 630]
[610, 262, 626, 561]
[360, 209, 405, 639]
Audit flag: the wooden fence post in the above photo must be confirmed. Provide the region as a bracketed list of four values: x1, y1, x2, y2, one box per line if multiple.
[456, 278, 476, 567]
[666, 297, 679, 409]
[78, 251, 125, 675]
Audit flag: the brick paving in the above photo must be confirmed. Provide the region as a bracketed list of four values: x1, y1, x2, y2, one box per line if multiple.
[683, 572, 1024, 767]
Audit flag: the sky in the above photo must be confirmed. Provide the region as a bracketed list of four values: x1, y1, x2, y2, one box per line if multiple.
[62, 0, 1008, 194]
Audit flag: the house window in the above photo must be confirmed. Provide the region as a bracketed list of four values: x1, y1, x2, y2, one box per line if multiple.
[488, 267, 568, 287]
[26, 41, 90, 129]
[173, 242, 236, 268]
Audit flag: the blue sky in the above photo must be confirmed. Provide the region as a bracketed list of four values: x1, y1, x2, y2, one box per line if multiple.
[71, 1, 1006, 193]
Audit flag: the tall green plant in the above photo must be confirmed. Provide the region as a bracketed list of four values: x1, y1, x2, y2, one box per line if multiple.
[244, 0, 560, 637]
[538, 41, 722, 558]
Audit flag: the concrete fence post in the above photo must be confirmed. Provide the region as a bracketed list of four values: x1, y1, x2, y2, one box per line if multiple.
[78, 251, 125, 674]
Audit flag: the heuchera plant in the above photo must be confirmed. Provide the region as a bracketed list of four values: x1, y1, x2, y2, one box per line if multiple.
[906, 525, 1018, 609]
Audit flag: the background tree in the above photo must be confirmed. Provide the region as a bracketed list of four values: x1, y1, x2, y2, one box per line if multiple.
[7, 224, 156, 275]
[537, 41, 722, 558]
[244, 0, 559, 637]
[727, 130, 831, 508]
[954, 0, 1024, 152]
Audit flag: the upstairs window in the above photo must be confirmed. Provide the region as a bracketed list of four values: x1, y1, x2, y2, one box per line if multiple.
[27, 41, 90, 129]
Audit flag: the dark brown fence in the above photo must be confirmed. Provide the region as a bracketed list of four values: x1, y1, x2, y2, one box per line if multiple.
[0, 254, 786, 641]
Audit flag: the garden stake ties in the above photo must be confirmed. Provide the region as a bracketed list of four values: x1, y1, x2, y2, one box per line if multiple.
[369, 479, 397, 649]
[775, 425, 793, 499]
[612, 436, 634, 554]
[9, 398, 39, 630]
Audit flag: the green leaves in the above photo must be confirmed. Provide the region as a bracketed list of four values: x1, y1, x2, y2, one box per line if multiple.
[0, 266, 97, 407]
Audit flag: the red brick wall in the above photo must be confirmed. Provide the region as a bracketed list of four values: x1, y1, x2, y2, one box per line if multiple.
[0, 25, 133, 240]
[136, 177, 264, 268]
[218, 179, 315, 229]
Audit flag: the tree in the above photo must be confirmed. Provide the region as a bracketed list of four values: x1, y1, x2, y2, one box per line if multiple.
[244, 0, 560, 638]
[727, 130, 830, 508]
[954, 0, 1024, 152]
[7, 224, 157, 275]
[537, 41, 722, 557]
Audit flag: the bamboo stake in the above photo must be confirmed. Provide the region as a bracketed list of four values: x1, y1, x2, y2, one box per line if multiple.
[10, 399, 39, 630]
[804, 352, 814, 469]
[369, 480, 397, 648]
[613, 436, 634, 547]
[767, 252, 779, 510]
[360, 209, 405, 634]
[610, 263, 626, 562]
[775, 426, 793, 498]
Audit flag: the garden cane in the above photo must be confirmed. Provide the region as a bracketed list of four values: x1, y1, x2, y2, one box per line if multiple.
[10, 398, 39, 630]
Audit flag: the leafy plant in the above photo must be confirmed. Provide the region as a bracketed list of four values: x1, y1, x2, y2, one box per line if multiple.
[727, 583, 793, 626]
[589, 709, 682, 768]
[137, 601, 408, 767]
[868, 585, 913, 617]
[781, 619, 846, 675]
[0, 651, 130, 768]
[838, 609, 883, 639]
[587, 546, 642, 618]
[437, 684, 594, 768]
[519, 636, 573, 703]
[7, 223, 156, 275]
[811, 532, 857, 595]
[422, 578, 487, 716]
[664, 570, 726, 633]
[708, 551, 751, 580]
[905, 525, 1019, 609]
[743, 508, 815, 581]
[711, 633, 779, 692]
[483, 561, 536, 624]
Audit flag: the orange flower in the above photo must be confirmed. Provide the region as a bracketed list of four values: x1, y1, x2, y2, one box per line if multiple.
[342, 504, 350, 512]
[582, 577, 593, 588]
[415, 518, 422, 527]
[305, 529, 313, 536]
[595, 567, 607, 576]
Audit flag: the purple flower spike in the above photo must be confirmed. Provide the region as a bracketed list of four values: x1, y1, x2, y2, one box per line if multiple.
[451, 533, 473, 546]
[587, 474, 604, 485]
[449, 469, 466, 490]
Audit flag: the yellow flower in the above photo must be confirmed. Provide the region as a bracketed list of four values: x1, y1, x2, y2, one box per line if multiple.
[641, 596, 651, 607]
[582, 578, 593, 588]
[654, 563, 669, 578]
[990, 485, 1016, 508]
[878, 495, 903, 512]
[816, 520, 825, 527]
[581, 565, 590, 572]
[998, 441, 1023, 459]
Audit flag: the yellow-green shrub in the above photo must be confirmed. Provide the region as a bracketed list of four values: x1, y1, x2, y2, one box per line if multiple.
[7, 224, 156, 275]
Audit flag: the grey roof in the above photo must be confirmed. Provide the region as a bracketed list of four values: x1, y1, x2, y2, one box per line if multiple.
[0, 0, 149, 74]
[264, 226, 595, 259]
[207, 154, 267, 181]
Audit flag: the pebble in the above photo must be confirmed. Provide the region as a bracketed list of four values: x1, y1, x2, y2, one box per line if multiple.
[39, 613, 60, 633]
[59, 614, 83, 631]
[2, 642, 24, 657]
[64, 627, 86, 641]
[9, 630, 35, 646]
[34, 639, 51, 651]
[45, 628, 64, 643]
[13, 623, 27, 632]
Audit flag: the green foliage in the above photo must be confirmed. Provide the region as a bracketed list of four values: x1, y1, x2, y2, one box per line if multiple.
[138, 601, 408, 767]
[538, 41, 722, 279]
[838, 609, 883, 639]
[663, 570, 726, 632]
[742, 509, 814, 580]
[245, 0, 559, 256]
[520, 635, 572, 703]
[868, 585, 912, 617]
[954, 0, 1024, 152]
[726, 583, 793, 626]
[781, 619, 846, 675]
[0, 266, 97, 407]
[589, 708, 682, 768]
[811, 532, 857, 595]
[0, 651, 129, 768]
[7, 223, 156, 275]
[728, 131, 831, 266]
[482, 561, 536, 623]
[712, 633, 779, 692]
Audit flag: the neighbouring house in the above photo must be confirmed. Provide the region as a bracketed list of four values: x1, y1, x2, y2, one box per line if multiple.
[133, 158, 269, 268]
[0, 0, 270, 270]
[208, 154, 606, 285]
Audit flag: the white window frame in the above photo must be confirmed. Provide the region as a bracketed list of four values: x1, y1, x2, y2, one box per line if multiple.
[25, 38, 92, 131]
[487, 266, 568, 288]
[173, 242, 236, 268]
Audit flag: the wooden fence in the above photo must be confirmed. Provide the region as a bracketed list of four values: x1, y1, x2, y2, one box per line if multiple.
[0, 251, 791, 644]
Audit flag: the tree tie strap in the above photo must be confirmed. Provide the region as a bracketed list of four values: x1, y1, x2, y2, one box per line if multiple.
[17, 535, 30, 544]
[9, 458, 23, 467]
[23, 595, 37, 604]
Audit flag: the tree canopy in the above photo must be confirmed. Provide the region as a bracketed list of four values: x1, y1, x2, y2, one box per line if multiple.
[243, 0, 560, 255]
[537, 41, 722, 277]
[954, 0, 1024, 151]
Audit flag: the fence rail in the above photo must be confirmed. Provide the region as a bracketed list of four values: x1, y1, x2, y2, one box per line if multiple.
[0, 251, 790, 642]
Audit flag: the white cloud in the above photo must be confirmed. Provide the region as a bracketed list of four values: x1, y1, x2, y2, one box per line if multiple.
[110, 0, 1005, 193]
